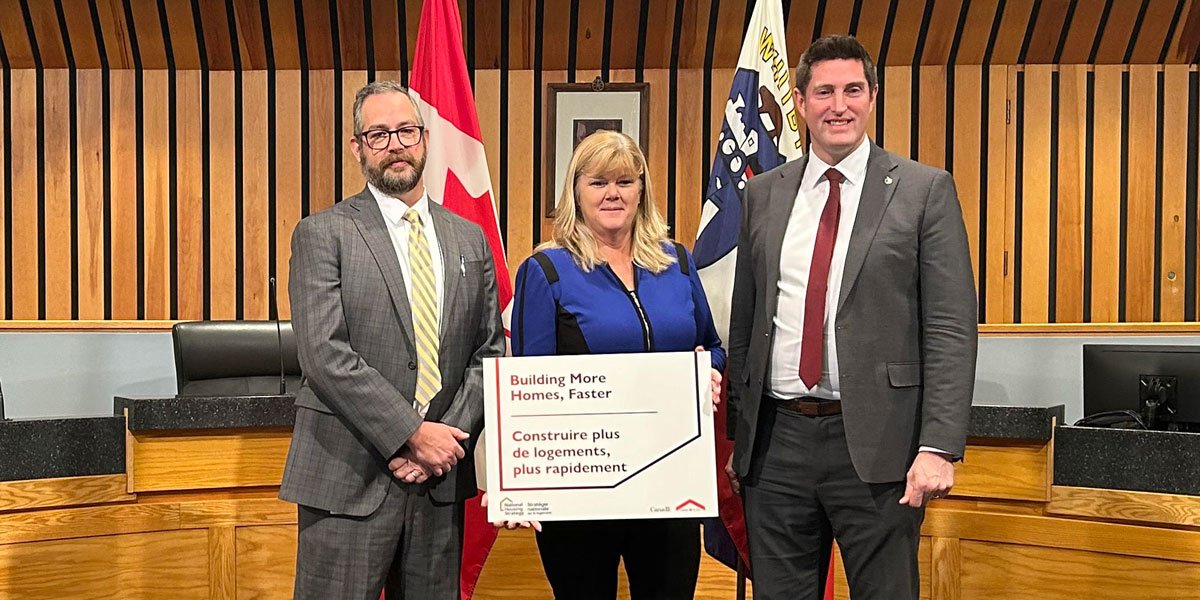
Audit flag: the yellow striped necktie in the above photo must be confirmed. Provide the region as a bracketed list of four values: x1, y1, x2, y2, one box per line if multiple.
[403, 209, 441, 406]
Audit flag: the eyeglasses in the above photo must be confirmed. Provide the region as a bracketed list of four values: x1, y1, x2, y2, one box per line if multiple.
[358, 126, 425, 150]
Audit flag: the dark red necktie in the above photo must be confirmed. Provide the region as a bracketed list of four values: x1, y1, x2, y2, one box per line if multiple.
[799, 168, 844, 389]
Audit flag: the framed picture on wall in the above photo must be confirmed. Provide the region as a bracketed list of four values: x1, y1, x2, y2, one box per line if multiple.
[546, 80, 650, 217]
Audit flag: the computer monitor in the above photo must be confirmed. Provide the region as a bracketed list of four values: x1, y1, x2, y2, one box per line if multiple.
[1083, 344, 1200, 431]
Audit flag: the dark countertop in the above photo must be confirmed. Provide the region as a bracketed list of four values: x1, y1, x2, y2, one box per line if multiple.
[0, 416, 125, 481]
[1054, 425, 1200, 496]
[969, 404, 1064, 441]
[116, 394, 296, 431]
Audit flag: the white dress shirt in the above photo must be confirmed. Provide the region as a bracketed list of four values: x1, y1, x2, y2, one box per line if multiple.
[766, 139, 948, 457]
[768, 137, 870, 401]
[370, 183, 444, 416]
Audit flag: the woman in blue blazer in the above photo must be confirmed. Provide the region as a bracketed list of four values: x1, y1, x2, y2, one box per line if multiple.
[509, 130, 725, 599]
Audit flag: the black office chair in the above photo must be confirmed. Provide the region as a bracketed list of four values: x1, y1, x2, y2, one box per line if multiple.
[172, 321, 303, 396]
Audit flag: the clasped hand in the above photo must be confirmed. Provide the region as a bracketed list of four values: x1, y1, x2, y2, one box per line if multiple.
[388, 422, 469, 484]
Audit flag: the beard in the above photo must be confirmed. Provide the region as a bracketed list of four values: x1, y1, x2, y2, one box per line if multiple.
[362, 150, 426, 197]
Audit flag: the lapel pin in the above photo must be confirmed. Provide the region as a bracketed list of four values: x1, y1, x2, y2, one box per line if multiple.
[884, 175, 893, 185]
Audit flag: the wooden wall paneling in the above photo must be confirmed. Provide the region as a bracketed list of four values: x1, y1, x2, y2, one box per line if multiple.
[816, 0, 854, 42]
[235, 524, 298, 599]
[109, 70, 139, 319]
[1021, 0, 1070, 65]
[885, 0, 926, 67]
[881, 66, 911, 156]
[474, 71, 501, 252]
[161, 0, 200, 70]
[931, 537, 961, 600]
[1130, 0, 1185, 64]
[540, 1, 571, 73]
[1021, 65, 1052, 323]
[958, 539, 1200, 600]
[44, 69, 72, 318]
[368, 0, 401, 73]
[0, 0, 34, 68]
[1160, 65, 1191, 320]
[25, 0, 67, 70]
[275, 71, 302, 320]
[643, 69, 672, 226]
[404, 0, 422, 69]
[241, 70, 269, 320]
[952, 442, 1049, 502]
[951, 0, 1000, 65]
[1002, 66, 1018, 322]
[299, 0, 335, 70]
[786, 0, 820, 56]
[574, 0, 607, 73]
[207, 70, 237, 319]
[607, 0, 644, 74]
[952, 65, 983, 295]
[1091, 66, 1124, 322]
[142, 69, 171, 319]
[177, 497, 296, 527]
[335, 0, 368, 73]
[1094, 0, 1145, 65]
[232, 0, 268, 71]
[1056, 0, 1106, 64]
[675, 68, 704, 245]
[1126, 65, 1159, 321]
[851, 0, 888, 67]
[10, 70, 39, 319]
[307, 70, 336, 214]
[94, 0, 132, 69]
[989, 0, 1037, 65]
[265, 0, 301, 70]
[175, 70, 204, 320]
[920, 0, 965, 65]
[340, 71, 367, 199]
[208, 526, 236, 600]
[75, 70, 104, 318]
[504, 70, 533, 277]
[127, 0, 168, 68]
[985, 65, 1009, 324]
[918, 65, 946, 169]
[59, 0, 102, 70]
[1055, 65, 1088, 323]
[0, 529, 210, 599]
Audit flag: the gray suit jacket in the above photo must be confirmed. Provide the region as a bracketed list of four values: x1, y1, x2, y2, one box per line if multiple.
[727, 143, 978, 484]
[280, 188, 505, 515]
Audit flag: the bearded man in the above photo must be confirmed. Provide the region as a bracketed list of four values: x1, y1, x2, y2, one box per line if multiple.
[281, 80, 505, 600]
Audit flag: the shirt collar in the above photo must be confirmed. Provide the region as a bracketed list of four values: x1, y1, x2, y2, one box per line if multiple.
[369, 183, 431, 227]
[802, 135, 871, 191]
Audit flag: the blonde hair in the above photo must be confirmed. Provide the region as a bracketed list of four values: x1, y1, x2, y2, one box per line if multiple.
[538, 130, 674, 273]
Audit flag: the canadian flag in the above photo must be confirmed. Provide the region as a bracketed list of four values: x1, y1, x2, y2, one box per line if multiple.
[408, 1, 510, 599]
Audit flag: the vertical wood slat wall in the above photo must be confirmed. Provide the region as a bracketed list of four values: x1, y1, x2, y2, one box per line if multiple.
[0, 64, 1198, 324]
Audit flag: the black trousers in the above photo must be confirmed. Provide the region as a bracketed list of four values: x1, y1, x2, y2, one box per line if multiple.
[743, 404, 924, 600]
[534, 517, 700, 600]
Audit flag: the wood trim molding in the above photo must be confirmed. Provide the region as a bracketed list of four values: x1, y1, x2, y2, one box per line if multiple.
[0, 475, 135, 513]
[979, 323, 1200, 335]
[1049, 486, 1200, 528]
[0, 320, 179, 331]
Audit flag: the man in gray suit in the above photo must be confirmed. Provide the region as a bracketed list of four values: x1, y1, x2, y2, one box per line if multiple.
[724, 35, 977, 599]
[281, 80, 505, 600]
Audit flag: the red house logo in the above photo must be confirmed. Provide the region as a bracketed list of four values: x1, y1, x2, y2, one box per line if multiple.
[675, 499, 706, 511]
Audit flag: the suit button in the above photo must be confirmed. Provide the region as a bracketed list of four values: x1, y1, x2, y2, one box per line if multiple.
[408, 361, 417, 370]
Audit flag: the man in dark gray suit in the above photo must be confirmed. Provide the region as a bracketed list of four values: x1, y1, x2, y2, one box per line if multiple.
[724, 35, 977, 599]
[281, 81, 505, 600]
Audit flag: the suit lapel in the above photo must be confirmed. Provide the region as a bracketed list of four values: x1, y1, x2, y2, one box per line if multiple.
[763, 157, 808, 321]
[429, 203, 461, 341]
[348, 189, 416, 349]
[837, 144, 899, 312]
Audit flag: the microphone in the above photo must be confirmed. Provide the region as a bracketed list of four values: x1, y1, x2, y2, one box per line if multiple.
[269, 277, 287, 396]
